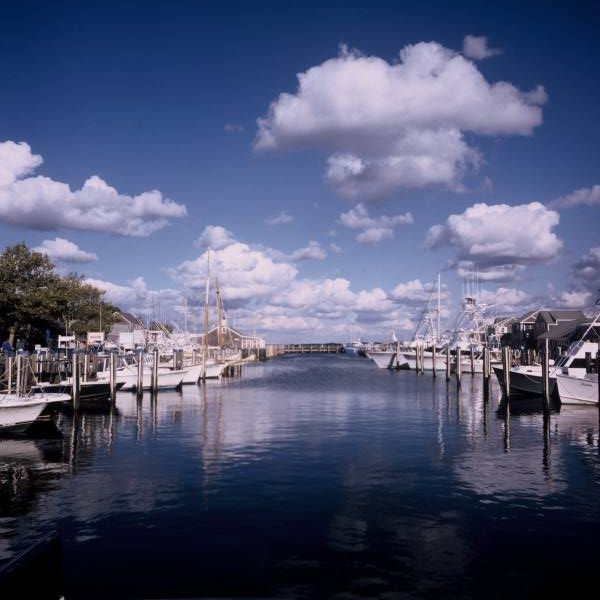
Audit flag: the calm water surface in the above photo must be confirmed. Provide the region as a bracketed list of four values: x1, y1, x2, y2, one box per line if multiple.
[1, 354, 600, 598]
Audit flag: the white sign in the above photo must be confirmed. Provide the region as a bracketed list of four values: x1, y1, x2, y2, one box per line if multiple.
[87, 331, 105, 344]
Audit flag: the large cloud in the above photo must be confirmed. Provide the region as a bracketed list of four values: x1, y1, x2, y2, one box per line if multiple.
[426, 202, 562, 281]
[339, 203, 413, 244]
[255, 42, 546, 197]
[34, 237, 97, 263]
[0, 140, 187, 236]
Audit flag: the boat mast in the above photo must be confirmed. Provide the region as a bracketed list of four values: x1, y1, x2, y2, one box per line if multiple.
[437, 273, 441, 343]
[216, 276, 223, 348]
[203, 249, 211, 361]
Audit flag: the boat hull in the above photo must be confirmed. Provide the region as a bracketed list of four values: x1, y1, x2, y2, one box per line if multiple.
[493, 365, 557, 396]
[0, 393, 70, 430]
[401, 351, 446, 371]
[556, 373, 598, 405]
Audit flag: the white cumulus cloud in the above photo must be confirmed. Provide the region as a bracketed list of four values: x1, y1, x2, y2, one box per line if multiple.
[289, 240, 327, 261]
[426, 202, 562, 280]
[0, 140, 187, 236]
[462, 35, 502, 60]
[255, 41, 545, 198]
[339, 203, 413, 244]
[34, 237, 98, 263]
[195, 225, 236, 250]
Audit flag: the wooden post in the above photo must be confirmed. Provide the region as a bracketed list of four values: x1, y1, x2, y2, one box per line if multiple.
[152, 348, 159, 392]
[72, 352, 80, 409]
[109, 352, 117, 398]
[502, 347, 511, 398]
[173, 349, 178, 371]
[420, 345, 425, 374]
[136, 350, 144, 397]
[431, 344, 436, 377]
[455, 347, 462, 387]
[15, 354, 22, 395]
[470, 347, 475, 375]
[542, 338, 550, 407]
[192, 349, 197, 365]
[7, 355, 14, 393]
[31, 353, 38, 383]
[83, 353, 89, 383]
[445, 347, 451, 382]
[483, 347, 490, 399]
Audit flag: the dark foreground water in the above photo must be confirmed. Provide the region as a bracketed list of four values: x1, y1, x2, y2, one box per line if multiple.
[1, 354, 600, 598]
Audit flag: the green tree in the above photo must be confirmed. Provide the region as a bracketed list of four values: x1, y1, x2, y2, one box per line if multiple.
[0, 243, 118, 348]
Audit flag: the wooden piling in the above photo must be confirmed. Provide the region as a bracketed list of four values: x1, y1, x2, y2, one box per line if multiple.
[15, 354, 22, 395]
[152, 348, 159, 392]
[83, 353, 89, 383]
[137, 350, 144, 397]
[109, 352, 117, 398]
[455, 347, 462, 387]
[432, 344, 436, 377]
[7, 355, 14, 393]
[502, 347, 511, 398]
[542, 338, 550, 407]
[445, 347, 451, 382]
[72, 352, 80, 409]
[470, 347, 475, 375]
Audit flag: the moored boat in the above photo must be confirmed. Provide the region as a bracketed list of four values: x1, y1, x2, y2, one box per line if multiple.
[556, 372, 598, 405]
[0, 392, 70, 431]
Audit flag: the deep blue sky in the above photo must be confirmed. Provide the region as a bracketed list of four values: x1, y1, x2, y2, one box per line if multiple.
[1, 0, 599, 338]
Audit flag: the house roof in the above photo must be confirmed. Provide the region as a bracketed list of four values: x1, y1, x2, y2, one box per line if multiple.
[116, 311, 145, 327]
[537, 320, 580, 341]
[536, 309, 585, 324]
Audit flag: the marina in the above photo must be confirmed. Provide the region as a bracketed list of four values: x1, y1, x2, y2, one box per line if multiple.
[1, 353, 600, 598]
[1, 2, 600, 597]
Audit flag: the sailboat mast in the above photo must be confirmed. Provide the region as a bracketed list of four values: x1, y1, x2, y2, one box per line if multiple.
[216, 276, 223, 347]
[204, 249, 211, 358]
[437, 273, 441, 342]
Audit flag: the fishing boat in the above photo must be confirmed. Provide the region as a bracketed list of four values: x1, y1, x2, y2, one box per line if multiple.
[96, 365, 185, 391]
[493, 340, 598, 396]
[0, 392, 70, 431]
[556, 372, 598, 405]
[30, 380, 124, 400]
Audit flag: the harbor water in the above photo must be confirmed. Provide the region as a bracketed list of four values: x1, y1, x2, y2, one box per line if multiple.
[2, 353, 600, 598]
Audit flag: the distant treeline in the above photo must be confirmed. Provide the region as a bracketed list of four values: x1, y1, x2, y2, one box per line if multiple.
[0, 243, 118, 350]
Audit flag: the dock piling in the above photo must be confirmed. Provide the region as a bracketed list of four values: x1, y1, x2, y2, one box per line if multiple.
[136, 350, 144, 398]
[455, 347, 462, 387]
[152, 348, 159, 393]
[109, 352, 117, 398]
[72, 352, 80, 409]
[542, 338, 550, 407]
[445, 347, 451, 382]
[470, 347, 475, 375]
[502, 347, 511, 398]
[432, 344, 436, 377]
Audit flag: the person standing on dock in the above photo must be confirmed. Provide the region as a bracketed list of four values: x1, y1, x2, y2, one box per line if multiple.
[2, 339, 11, 355]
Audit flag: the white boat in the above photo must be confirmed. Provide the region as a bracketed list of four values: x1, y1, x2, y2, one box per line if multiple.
[400, 350, 446, 371]
[159, 363, 204, 384]
[556, 372, 598, 405]
[203, 360, 227, 379]
[493, 340, 598, 396]
[0, 392, 70, 431]
[96, 366, 185, 391]
[367, 349, 401, 369]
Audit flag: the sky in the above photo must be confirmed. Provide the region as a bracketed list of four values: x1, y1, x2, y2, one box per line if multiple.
[0, 0, 599, 341]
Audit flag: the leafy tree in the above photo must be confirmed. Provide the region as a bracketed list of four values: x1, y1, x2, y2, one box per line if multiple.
[0, 243, 118, 348]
